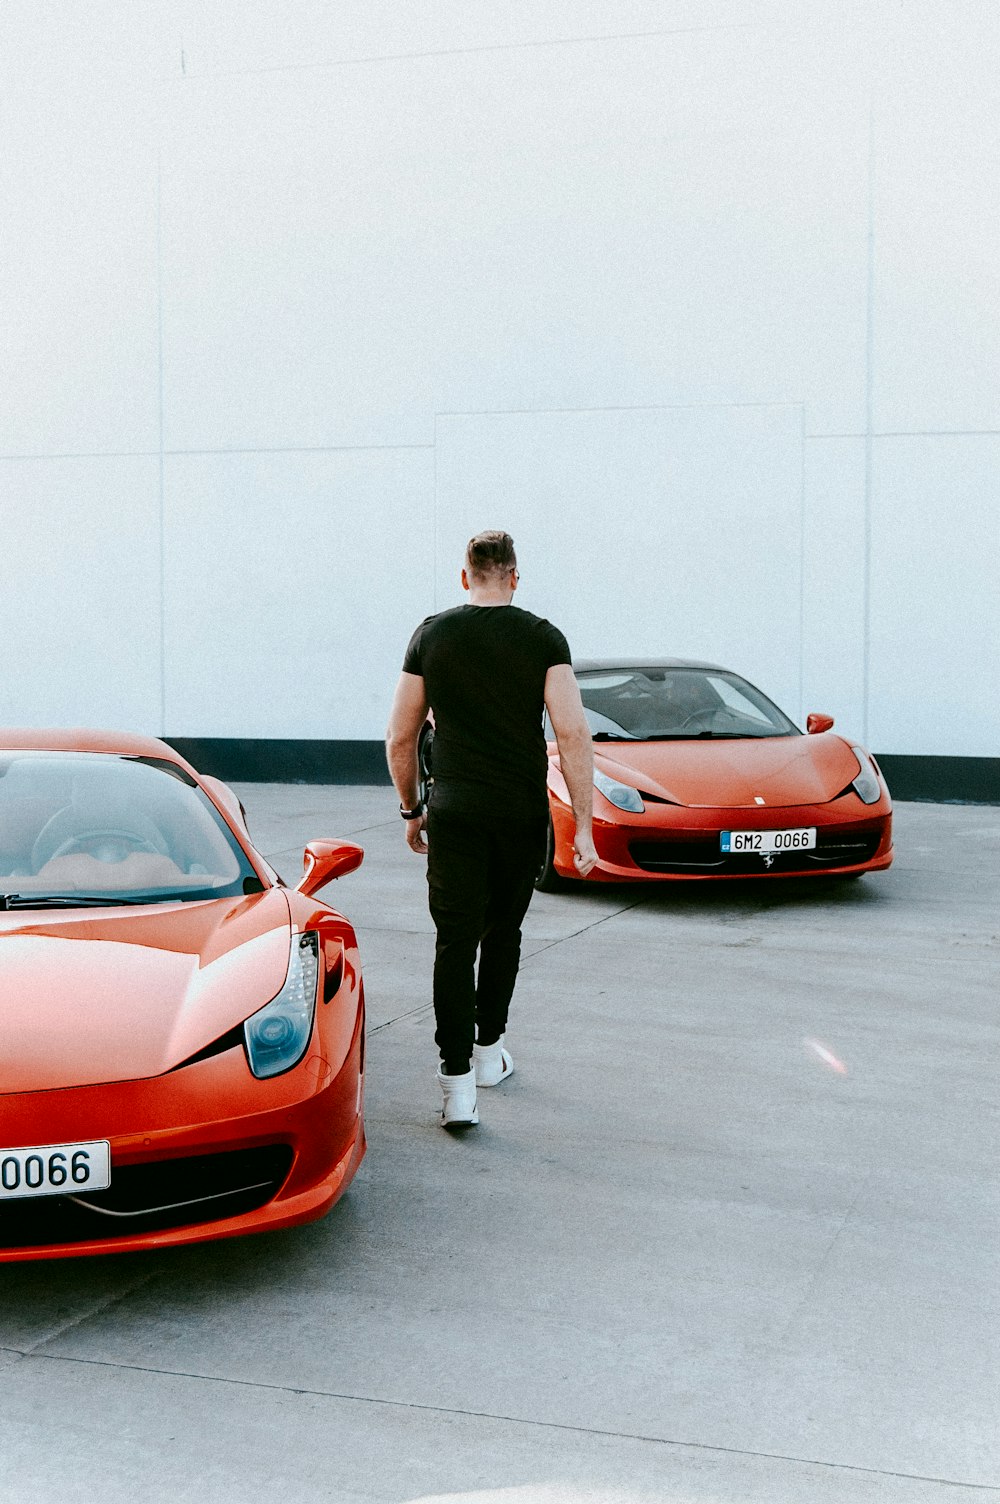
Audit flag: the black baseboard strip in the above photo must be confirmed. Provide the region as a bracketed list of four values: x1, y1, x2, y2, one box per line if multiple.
[165, 738, 394, 786]
[164, 739, 999, 805]
[873, 754, 999, 805]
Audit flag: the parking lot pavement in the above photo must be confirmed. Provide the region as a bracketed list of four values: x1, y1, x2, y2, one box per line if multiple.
[1, 790, 998, 1504]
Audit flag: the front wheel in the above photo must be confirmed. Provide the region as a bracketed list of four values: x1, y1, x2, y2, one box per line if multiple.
[535, 817, 568, 892]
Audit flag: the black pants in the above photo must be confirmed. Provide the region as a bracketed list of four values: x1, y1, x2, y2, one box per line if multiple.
[426, 806, 547, 1075]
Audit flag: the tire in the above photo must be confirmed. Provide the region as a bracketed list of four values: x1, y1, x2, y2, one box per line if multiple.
[535, 816, 568, 892]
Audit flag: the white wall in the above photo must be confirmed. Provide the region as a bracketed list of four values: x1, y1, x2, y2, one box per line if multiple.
[1, 0, 997, 756]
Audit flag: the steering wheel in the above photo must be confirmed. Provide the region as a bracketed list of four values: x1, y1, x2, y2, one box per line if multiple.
[48, 829, 166, 863]
[678, 710, 717, 729]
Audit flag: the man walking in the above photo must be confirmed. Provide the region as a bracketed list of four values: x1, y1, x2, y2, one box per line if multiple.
[386, 530, 597, 1129]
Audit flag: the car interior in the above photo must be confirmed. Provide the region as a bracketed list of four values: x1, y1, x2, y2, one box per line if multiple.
[0, 755, 244, 893]
[573, 670, 790, 740]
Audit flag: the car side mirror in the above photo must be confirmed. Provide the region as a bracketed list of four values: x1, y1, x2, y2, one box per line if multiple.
[295, 840, 364, 896]
[807, 712, 835, 734]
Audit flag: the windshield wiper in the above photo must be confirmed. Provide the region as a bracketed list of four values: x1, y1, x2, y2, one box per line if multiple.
[607, 731, 760, 742]
[592, 730, 778, 743]
[0, 893, 155, 910]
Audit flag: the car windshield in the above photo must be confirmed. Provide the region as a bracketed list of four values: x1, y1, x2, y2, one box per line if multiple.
[570, 668, 799, 741]
[0, 752, 265, 906]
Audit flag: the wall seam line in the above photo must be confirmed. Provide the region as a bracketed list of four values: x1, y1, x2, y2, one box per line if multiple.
[862, 94, 877, 747]
[0, 452, 161, 462]
[178, 22, 765, 82]
[799, 404, 806, 725]
[164, 444, 435, 455]
[156, 151, 167, 738]
[434, 401, 801, 419]
[3, 428, 996, 463]
[432, 413, 439, 613]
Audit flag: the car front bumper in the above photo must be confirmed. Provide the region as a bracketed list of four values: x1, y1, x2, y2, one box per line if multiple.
[0, 1009, 365, 1262]
[551, 796, 894, 882]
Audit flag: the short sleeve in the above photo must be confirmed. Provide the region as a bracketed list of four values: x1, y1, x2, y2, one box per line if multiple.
[402, 621, 424, 675]
[540, 620, 572, 669]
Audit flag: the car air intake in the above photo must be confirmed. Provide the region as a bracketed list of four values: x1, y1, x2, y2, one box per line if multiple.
[0, 1145, 294, 1251]
[629, 829, 881, 875]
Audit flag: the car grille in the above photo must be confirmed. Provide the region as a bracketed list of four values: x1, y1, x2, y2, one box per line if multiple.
[0, 1145, 294, 1251]
[629, 829, 882, 875]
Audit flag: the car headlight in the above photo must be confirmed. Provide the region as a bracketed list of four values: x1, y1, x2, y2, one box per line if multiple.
[244, 931, 319, 1079]
[594, 768, 644, 813]
[850, 748, 882, 805]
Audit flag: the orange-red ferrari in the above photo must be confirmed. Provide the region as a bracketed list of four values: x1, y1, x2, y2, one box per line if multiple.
[0, 729, 365, 1262]
[537, 660, 893, 887]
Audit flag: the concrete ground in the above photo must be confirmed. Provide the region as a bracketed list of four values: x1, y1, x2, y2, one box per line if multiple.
[1, 790, 998, 1504]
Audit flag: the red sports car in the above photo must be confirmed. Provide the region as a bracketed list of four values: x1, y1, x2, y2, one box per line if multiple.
[0, 729, 366, 1262]
[536, 659, 893, 887]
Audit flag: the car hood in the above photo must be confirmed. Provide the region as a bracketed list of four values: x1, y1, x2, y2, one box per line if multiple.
[593, 733, 860, 809]
[0, 889, 291, 1093]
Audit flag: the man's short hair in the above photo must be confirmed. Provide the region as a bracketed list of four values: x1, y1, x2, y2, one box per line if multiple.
[465, 530, 517, 581]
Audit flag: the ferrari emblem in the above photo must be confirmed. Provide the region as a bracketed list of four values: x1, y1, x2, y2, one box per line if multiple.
[762, 852, 775, 869]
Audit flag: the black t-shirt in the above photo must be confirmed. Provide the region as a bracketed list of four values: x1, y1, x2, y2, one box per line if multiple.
[403, 604, 571, 818]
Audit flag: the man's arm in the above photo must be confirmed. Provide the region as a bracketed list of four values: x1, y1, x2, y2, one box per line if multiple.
[386, 671, 430, 854]
[544, 663, 597, 878]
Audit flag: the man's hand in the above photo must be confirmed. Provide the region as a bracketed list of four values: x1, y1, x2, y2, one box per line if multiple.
[572, 829, 598, 878]
[405, 813, 428, 855]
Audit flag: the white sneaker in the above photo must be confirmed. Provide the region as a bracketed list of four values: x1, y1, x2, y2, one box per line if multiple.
[473, 1037, 515, 1087]
[437, 1066, 479, 1129]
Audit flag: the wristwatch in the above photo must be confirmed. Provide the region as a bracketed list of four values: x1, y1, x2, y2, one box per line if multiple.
[399, 800, 425, 820]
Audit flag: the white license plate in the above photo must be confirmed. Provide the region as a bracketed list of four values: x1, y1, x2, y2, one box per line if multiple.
[0, 1140, 111, 1201]
[721, 828, 816, 853]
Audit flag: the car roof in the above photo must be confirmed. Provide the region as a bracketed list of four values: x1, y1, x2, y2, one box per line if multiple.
[0, 727, 196, 770]
[573, 657, 727, 673]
